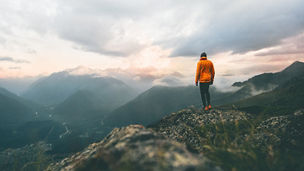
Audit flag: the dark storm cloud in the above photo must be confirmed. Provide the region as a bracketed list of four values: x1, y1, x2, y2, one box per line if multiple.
[169, 0, 304, 57]
[0, 56, 30, 64]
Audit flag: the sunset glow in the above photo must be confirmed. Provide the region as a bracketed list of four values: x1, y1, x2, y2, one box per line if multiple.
[0, 0, 303, 89]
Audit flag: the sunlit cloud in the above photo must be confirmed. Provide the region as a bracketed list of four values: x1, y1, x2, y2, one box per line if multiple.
[0, 0, 303, 89]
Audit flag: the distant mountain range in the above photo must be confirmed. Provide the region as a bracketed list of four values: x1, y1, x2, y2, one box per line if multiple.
[0, 71, 140, 152]
[20, 71, 138, 126]
[1, 60, 303, 158]
[22, 71, 137, 107]
[52, 82, 136, 125]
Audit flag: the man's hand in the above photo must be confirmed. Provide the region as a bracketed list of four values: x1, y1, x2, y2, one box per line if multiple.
[195, 82, 198, 86]
[210, 80, 213, 85]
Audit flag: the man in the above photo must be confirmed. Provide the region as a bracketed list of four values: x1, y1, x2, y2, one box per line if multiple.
[195, 52, 215, 111]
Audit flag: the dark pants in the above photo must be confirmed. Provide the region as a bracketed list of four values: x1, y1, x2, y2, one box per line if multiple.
[199, 82, 210, 107]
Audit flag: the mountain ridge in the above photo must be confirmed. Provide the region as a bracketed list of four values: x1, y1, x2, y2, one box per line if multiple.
[22, 71, 137, 106]
[232, 61, 304, 89]
[228, 76, 304, 115]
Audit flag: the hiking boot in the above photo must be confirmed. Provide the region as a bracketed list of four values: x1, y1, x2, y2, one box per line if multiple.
[204, 106, 209, 111]
[208, 105, 212, 110]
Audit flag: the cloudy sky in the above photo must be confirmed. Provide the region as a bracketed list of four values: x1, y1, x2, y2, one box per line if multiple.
[0, 0, 304, 89]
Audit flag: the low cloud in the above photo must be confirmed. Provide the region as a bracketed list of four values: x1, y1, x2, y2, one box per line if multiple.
[63, 65, 185, 92]
[219, 73, 236, 77]
[153, 76, 184, 86]
[0, 57, 30, 64]
[239, 64, 284, 75]
[8, 66, 21, 70]
[27, 49, 37, 54]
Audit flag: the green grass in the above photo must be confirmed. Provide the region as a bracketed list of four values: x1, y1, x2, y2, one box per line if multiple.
[198, 118, 304, 171]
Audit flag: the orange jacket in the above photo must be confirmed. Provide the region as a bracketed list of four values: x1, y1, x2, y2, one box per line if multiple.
[195, 57, 215, 83]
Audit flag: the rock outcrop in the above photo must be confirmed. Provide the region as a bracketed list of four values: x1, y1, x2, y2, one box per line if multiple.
[151, 107, 251, 152]
[47, 125, 221, 171]
[254, 109, 304, 147]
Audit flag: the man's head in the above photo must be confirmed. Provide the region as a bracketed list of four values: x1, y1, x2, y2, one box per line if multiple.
[200, 52, 207, 57]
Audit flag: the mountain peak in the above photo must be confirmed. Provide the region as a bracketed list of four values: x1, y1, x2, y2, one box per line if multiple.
[46, 66, 107, 79]
[281, 60, 304, 73]
[291, 60, 303, 65]
[65, 66, 106, 77]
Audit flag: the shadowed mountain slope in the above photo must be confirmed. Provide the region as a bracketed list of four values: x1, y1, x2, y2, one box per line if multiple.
[218, 61, 304, 105]
[53, 90, 108, 125]
[229, 76, 304, 115]
[0, 87, 33, 129]
[233, 61, 304, 90]
[104, 86, 231, 127]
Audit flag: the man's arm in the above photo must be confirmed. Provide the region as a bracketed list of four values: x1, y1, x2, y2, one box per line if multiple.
[195, 62, 200, 85]
[211, 62, 215, 83]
